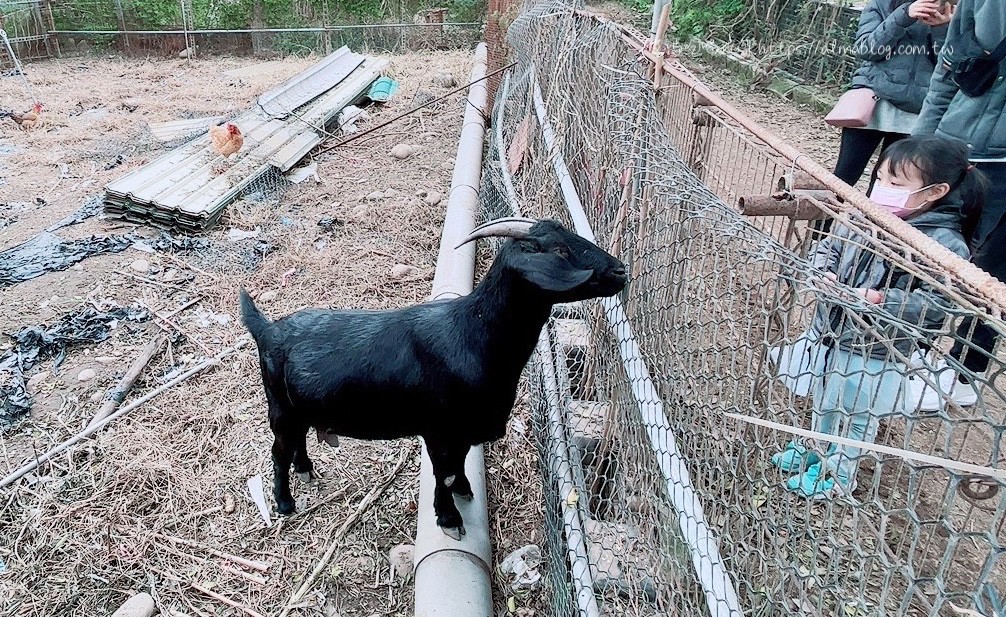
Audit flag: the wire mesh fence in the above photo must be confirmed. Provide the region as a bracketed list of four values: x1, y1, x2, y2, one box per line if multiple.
[1, 0, 53, 65]
[481, 2, 1006, 616]
[44, 0, 483, 56]
[677, 0, 862, 89]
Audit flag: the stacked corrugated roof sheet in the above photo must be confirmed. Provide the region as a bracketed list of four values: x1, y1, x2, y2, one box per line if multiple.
[104, 47, 388, 232]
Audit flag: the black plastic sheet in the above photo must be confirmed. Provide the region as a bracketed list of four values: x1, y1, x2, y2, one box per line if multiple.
[0, 232, 134, 288]
[0, 306, 149, 427]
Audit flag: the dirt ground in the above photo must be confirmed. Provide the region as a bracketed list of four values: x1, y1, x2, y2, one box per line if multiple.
[0, 50, 544, 617]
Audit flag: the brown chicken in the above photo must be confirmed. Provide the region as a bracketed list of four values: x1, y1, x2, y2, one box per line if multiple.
[4, 103, 43, 131]
[209, 122, 244, 158]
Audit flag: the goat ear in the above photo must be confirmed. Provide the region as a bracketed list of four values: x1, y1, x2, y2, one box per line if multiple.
[515, 252, 593, 292]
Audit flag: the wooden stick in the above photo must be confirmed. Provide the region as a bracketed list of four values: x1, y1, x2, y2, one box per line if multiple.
[218, 564, 268, 585]
[290, 485, 351, 519]
[608, 169, 633, 256]
[156, 538, 269, 585]
[161, 296, 203, 320]
[652, 3, 671, 90]
[117, 270, 191, 292]
[155, 534, 270, 573]
[137, 300, 215, 358]
[278, 445, 414, 617]
[726, 413, 1006, 481]
[157, 567, 266, 617]
[86, 337, 164, 429]
[164, 504, 223, 527]
[0, 340, 248, 490]
[161, 252, 219, 282]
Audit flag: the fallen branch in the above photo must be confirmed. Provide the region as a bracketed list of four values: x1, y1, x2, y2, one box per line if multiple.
[161, 252, 219, 282]
[152, 566, 266, 617]
[291, 484, 351, 519]
[161, 296, 203, 320]
[164, 504, 223, 527]
[86, 337, 165, 429]
[154, 533, 270, 573]
[117, 270, 191, 292]
[0, 339, 248, 490]
[278, 444, 415, 617]
[218, 564, 268, 586]
[137, 299, 214, 358]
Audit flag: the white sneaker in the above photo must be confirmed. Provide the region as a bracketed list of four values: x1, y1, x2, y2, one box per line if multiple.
[907, 357, 980, 411]
[907, 362, 952, 412]
[949, 377, 979, 407]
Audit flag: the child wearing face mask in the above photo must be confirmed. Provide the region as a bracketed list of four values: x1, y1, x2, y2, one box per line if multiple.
[772, 135, 988, 500]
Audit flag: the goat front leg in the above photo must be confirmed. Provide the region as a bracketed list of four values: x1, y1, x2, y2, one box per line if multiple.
[426, 439, 465, 540]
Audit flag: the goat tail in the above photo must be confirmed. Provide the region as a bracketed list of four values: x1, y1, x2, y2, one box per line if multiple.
[239, 287, 273, 345]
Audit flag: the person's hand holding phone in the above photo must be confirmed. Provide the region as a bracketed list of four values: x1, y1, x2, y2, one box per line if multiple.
[908, 0, 941, 21]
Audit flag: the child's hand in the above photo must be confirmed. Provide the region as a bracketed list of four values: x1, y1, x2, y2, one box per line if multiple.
[853, 288, 885, 304]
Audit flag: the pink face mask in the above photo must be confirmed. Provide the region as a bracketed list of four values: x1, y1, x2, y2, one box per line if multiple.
[869, 184, 935, 218]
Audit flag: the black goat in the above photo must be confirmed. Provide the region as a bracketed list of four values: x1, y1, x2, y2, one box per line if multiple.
[239, 217, 627, 538]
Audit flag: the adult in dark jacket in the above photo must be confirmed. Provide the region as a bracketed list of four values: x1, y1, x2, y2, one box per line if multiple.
[913, 0, 1006, 404]
[833, 0, 953, 189]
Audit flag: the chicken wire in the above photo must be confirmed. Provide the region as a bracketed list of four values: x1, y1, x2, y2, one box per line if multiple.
[480, 3, 1006, 616]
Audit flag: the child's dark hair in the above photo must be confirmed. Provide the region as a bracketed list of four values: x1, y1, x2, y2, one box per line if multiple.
[871, 136, 990, 245]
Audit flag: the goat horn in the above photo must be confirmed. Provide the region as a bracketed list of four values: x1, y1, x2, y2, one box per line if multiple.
[454, 217, 538, 249]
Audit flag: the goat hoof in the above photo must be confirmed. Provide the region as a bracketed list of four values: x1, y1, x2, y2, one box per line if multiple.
[440, 525, 466, 540]
[276, 500, 296, 516]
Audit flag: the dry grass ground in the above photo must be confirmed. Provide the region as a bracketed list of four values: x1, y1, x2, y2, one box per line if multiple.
[0, 49, 547, 617]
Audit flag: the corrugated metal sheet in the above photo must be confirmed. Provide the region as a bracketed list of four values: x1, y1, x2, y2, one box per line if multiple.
[147, 116, 226, 142]
[104, 55, 389, 233]
[257, 46, 365, 118]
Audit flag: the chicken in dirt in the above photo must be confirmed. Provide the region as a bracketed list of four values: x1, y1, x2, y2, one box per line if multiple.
[3, 102, 44, 131]
[209, 122, 244, 158]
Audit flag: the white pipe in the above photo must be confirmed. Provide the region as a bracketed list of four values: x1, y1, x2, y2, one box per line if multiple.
[535, 329, 603, 616]
[530, 67, 745, 617]
[414, 42, 493, 617]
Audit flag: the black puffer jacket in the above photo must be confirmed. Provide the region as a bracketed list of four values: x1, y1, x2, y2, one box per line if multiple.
[850, 0, 948, 114]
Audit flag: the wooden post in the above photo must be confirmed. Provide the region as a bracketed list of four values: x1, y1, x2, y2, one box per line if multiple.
[114, 0, 129, 48]
[44, 0, 60, 57]
[651, 3, 670, 91]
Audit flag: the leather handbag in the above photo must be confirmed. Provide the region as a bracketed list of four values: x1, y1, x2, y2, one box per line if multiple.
[824, 87, 878, 128]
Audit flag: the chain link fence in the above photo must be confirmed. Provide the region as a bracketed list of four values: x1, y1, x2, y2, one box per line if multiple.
[481, 2, 1006, 616]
